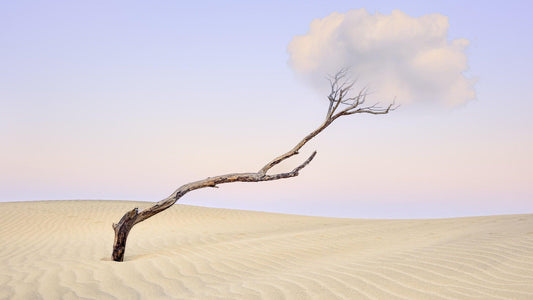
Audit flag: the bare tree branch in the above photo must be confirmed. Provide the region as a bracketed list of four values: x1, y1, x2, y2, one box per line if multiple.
[111, 69, 398, 262]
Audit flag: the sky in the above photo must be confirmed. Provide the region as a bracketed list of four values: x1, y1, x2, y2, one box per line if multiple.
[1, 0, 532, 218]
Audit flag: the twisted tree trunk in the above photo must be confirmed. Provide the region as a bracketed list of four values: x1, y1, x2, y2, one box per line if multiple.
[112, 69, 396, 261]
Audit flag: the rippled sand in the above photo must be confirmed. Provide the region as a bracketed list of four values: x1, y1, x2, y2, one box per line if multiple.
[1, 200, 532, 299]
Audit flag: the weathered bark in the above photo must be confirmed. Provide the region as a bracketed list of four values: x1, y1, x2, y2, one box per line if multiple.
[112, 69, 397, 262]
[112, 208, 138, 261]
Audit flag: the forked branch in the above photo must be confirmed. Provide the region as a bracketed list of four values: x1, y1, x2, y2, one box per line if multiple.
[111, 69, 398, 261]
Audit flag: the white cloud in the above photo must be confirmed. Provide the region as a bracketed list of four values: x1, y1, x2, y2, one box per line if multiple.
[288, 9, 475, 106]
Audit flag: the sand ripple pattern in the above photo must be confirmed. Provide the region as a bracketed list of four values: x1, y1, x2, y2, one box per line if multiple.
[1, 200, 532, 299]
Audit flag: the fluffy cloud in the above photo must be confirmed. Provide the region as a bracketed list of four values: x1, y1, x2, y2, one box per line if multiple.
[288, 9, 475, 106]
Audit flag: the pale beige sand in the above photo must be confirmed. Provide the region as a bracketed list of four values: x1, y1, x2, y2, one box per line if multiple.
[1, 200, 532, 299]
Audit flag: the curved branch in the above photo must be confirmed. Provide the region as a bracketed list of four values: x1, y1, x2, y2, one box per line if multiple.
[135, 151, 317, 226]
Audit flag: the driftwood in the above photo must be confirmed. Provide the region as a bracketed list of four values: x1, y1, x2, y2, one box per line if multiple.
[112, 69, 397, 261]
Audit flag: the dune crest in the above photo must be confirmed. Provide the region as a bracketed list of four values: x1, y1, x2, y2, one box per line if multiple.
[1, 200, 532, 299]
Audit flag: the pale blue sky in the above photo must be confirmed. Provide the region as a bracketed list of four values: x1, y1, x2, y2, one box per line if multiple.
[1, 1, 532, 218]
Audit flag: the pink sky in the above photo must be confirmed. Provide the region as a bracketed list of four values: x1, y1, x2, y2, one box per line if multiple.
[1, 1, 532, 218]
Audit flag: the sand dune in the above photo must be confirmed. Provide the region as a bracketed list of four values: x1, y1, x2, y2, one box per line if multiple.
[1, 200, 532, 299]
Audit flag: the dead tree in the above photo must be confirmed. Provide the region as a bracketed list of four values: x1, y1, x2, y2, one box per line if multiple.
[112, 69, 397, 261]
